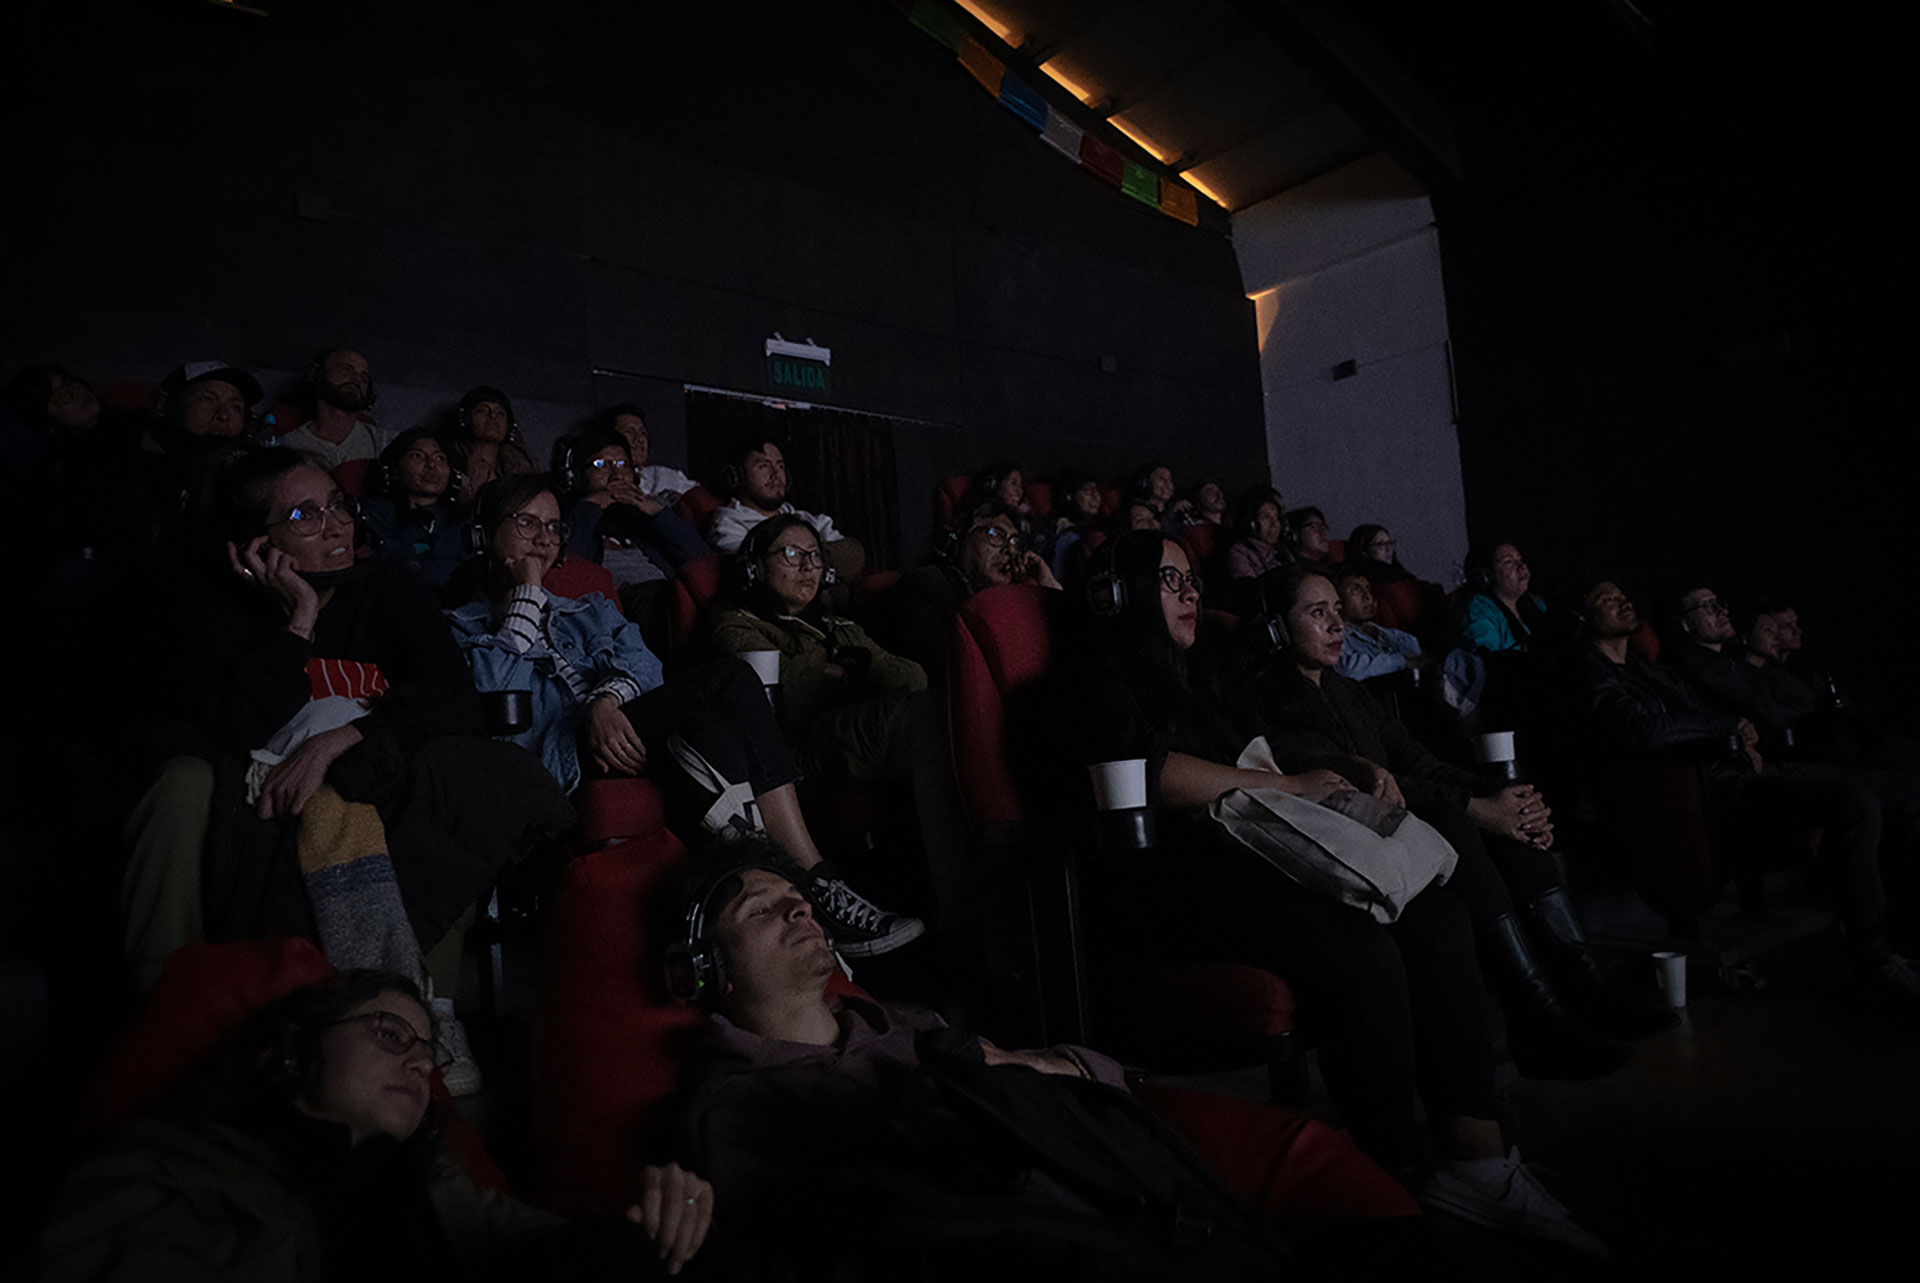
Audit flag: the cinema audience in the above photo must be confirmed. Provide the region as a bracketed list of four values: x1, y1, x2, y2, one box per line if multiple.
[1022, 531, 1607, 1253]
[1284, 506, 1337, 577]
[446, 476, 921, 958]
[1570, 578, 1920, 1011]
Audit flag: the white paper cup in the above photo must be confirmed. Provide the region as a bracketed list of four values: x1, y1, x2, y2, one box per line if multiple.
[1653, 950, 1687, 1009]
[741, 650, 781, 685]
[1472, 730, 1516, 765]
[1088, 759, 1148, 812]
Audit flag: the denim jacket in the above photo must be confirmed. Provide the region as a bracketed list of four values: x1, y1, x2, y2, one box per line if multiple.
[446, 589, 663, 792]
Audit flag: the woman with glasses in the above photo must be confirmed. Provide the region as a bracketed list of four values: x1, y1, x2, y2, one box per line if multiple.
[1022, 530, 1607, 1255]
[709, 515, 926, 786]
[41, 969, 718, 1280]
[447, 479, 923, 958]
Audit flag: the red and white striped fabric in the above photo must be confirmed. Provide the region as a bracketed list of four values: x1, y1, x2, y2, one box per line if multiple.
[305, 658, 389, 703]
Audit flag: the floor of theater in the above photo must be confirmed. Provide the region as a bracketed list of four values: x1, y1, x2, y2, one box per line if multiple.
[1155, 888, 1920, 1280]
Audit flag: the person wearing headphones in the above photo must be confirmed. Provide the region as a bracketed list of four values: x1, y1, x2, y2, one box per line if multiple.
[709, 515, 925, 785]
[706, 436, 864, 585]
[1015, 530, 1610, 1256]
[552, 426, 710, 649]
[866, 500, 1060, 689]
[41, 969, 719, 1280]
[265, 348, 383, 473]
[448, 384, 537, 505]
[597, 402, 698, 505]
[360, 426, 469, 588]
[674, 841, 1440, 1280]
[1452, 542, 1545, 656]
[446, 476, 922, 958]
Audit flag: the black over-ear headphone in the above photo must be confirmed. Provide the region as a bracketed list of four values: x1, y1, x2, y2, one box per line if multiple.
[663, 891, 727, 1004]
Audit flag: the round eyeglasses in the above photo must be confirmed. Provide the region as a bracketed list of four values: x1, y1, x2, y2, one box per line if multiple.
[507, 513, 569, 543]
[329, 1011, 453, 1069]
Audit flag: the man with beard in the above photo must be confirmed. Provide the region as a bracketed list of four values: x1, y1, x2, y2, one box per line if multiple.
[268, 348, 383, 471]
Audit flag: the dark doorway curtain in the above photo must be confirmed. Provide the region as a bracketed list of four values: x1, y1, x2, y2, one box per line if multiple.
[684, 390, 902, 571]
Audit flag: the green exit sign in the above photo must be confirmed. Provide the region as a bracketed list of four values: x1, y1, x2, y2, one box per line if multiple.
[767, 354, 830, 394]
[765, 334, 831, 397]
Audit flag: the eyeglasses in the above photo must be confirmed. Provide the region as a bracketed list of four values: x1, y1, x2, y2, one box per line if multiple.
[329, 1011, 453, 1069]
[588, 457, 631, 471]
[1684, 596, 1727, 615]
[1157, 566, 1204, 596]
[274, 495, 356, 537]
[769, 545, 823, 570]
[507, 513, 569, 542]
[1370, 539, 1396, 553]
[969, 525, 1022, 550]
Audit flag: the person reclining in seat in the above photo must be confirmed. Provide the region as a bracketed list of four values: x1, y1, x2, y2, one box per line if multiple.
[1568, 578, 1920, 1013]
[675, 842, 1447, 1281]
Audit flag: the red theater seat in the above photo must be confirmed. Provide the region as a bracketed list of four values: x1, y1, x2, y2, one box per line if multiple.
[675, 485, 722, 537]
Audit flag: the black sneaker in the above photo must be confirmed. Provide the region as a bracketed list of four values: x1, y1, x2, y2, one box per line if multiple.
[804, 863, 924, 957]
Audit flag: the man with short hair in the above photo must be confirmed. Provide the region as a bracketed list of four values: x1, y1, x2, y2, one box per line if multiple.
[706, 437, 862, 580]
[680, 848, 1424, 1279]
[1571, 579, 1919, 1011]
[267, 347, 383, 471]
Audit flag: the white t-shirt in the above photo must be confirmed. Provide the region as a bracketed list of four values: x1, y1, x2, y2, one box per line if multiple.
[638, 463, 697, 499]
[707, 499, 843, 554]
[269, 419, 384, 470]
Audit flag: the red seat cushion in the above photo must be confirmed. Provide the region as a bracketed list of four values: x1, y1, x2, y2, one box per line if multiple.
[1180, 522, 1217, 568]
[330, 458, 372, 498]
[88, 938, 337, 1132]
[948, 584, 1053, 826]
[1024, 481, 1052, 524]
[533, 828, 704, 1216]
[935, 473, 971, 529]
[675, 485, 721, 537]
[1136, 1084, 1418, 1221]
[544, 557, 618, 604]
[1372, 578, 1446, 636]
[572, 778, 670, 847]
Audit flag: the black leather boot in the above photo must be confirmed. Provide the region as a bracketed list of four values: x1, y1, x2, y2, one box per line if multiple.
[1486, 912, 1632, 1080]
[1530, 887, 1678, 1039]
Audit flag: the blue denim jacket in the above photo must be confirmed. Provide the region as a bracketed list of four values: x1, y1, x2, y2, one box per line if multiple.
[445, 590, 663, 792]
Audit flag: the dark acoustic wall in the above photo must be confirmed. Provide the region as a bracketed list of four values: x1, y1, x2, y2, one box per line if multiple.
[4, 0, 1264, 564]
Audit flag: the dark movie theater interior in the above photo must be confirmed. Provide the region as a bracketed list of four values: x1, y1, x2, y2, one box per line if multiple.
[4, 1, 1913, 1279]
